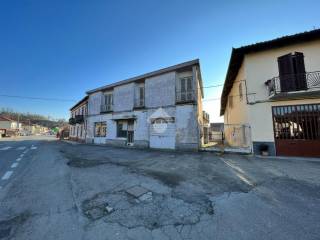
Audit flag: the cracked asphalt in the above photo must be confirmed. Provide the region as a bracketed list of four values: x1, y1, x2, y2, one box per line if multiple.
[0, 137, 320, 240]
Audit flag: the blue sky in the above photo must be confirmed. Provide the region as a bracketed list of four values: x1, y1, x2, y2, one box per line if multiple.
[0, 0, 319, 121]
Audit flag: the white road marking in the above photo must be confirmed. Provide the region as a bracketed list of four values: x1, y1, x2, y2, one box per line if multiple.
[0, 147, 12, 151]
[220, 157, 254, 186]
[31, 146, 37, 150]
[17, 146, 26, 150]
[1, 171, 13, 180]
[11, 163, 18, 168]
[16, 158, 22, 162]
[20, 154, 24, 158]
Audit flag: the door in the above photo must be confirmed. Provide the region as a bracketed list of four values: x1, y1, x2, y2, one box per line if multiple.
[127, 120, 134, 144]
[149, 118, 175, 149]
[272, 104, 320, 157]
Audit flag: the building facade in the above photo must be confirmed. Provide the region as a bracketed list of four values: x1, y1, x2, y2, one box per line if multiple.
[79, 59, 204, 150]
[69, 96, 88, 142]
[220, 29, 320, 157]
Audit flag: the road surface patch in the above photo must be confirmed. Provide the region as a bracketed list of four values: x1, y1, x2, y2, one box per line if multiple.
[11, 163, 19, 168]
[1, 171, 13, 180]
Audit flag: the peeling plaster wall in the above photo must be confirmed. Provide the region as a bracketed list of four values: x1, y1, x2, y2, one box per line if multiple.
[88, 92, 103, 115]
[85, 68, 203, 150]
[176, 105, 199, 150]
[114, 83, 134, 112]
[145, 72, 176, 108]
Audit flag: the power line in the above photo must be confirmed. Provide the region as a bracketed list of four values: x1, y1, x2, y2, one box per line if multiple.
[0, 82, 224, 103]
[202, 84, 223, 88]
[0, 94, 77, 102]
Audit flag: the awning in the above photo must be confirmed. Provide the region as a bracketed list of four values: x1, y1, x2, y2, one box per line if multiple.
[112, 115, 137, 121]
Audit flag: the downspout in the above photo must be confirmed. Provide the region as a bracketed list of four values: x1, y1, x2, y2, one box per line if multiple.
[192, 65, 201, 150]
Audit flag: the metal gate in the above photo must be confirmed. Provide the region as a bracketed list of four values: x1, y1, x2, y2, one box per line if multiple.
[272, 104, 320, 157]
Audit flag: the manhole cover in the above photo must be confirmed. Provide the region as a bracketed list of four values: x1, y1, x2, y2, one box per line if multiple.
[126, 186, 150, 198]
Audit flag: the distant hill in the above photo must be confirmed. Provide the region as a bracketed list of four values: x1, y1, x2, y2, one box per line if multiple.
[0, 108, 67, 129]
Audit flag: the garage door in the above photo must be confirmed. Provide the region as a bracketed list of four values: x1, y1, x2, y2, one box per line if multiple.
[272, 104, 320, 157]
[149, 119, 175, 149]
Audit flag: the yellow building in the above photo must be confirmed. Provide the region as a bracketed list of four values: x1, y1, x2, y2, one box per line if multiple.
[220, 29, 320, 157]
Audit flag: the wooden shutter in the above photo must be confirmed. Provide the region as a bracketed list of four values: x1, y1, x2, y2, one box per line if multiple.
[278, 54, 296, 92]
[293, 52, 307, 90]
[139, 87, 144, 106]
[180, 78, 186, 101]
[186, 77, 193, 100]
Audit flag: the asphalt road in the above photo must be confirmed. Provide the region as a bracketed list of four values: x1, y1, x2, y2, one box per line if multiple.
[0, 136, 319, 240]
[0, 136, 54, 189]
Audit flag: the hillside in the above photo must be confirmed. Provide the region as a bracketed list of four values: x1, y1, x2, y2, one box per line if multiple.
[0, 108, 67, 129]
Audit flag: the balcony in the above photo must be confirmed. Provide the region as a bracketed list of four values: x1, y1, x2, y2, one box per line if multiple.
[100, 104, 113, 113]
[69, 117, 76, 125]
[75, 115, 84, 124]
[265, 71, 320, 98]
[176, 90, 195, 104]
[134, 98, 145, 109]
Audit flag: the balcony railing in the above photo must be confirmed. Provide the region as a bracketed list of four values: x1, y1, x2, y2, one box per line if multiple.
[176, 90, 195, 103]
[75, 115, 84, 124]
[134, 98, 145, 108]
[69, 117, 76, 125]
[265, 71, 320, 96]
[100, 104, 113, 113]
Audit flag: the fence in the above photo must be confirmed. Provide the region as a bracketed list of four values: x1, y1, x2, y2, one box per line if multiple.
[223, 124, 251, 148]
[202, 124, 251, 151]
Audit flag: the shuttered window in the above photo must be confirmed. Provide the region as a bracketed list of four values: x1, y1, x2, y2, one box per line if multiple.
[277, 52, 306, 92]
[139, 86, 144, 106]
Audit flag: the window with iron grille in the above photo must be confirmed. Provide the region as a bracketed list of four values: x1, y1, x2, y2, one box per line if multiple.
[94, 122, 107, 137]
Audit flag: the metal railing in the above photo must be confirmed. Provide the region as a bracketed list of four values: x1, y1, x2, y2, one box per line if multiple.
[100, 104, 113, 113]
[69, 117, 76, 125]
[134, 98, 145, 108]
[75, 115, 84, 124]
[266, 71, 320, 96]
[176, 90, 195, 103]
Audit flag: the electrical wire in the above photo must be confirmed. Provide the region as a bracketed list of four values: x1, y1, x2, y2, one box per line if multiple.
[0, 94, 77, 102]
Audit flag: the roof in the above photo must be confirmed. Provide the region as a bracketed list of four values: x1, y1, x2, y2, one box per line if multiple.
[220, 29, 320, 116]
[70, 96, 89, 111]
[0, 116, 14, 122]
[86, 59, 203, 96]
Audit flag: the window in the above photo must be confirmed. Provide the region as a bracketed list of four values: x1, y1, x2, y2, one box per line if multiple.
[277, 52, 306, 92]
[228, 96, 233, 108]
[139, 86, 144, 106]
[94, 122, 107, 137]
[117, 120, 128, 138]
[179, 76, 193, 101]
[239, 82, 243, 101]
[103, 93, 113, 112]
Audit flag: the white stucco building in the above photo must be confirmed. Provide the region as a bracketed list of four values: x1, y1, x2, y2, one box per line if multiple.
[220, 29, 320, 157]
[74, 59, 204, 150]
